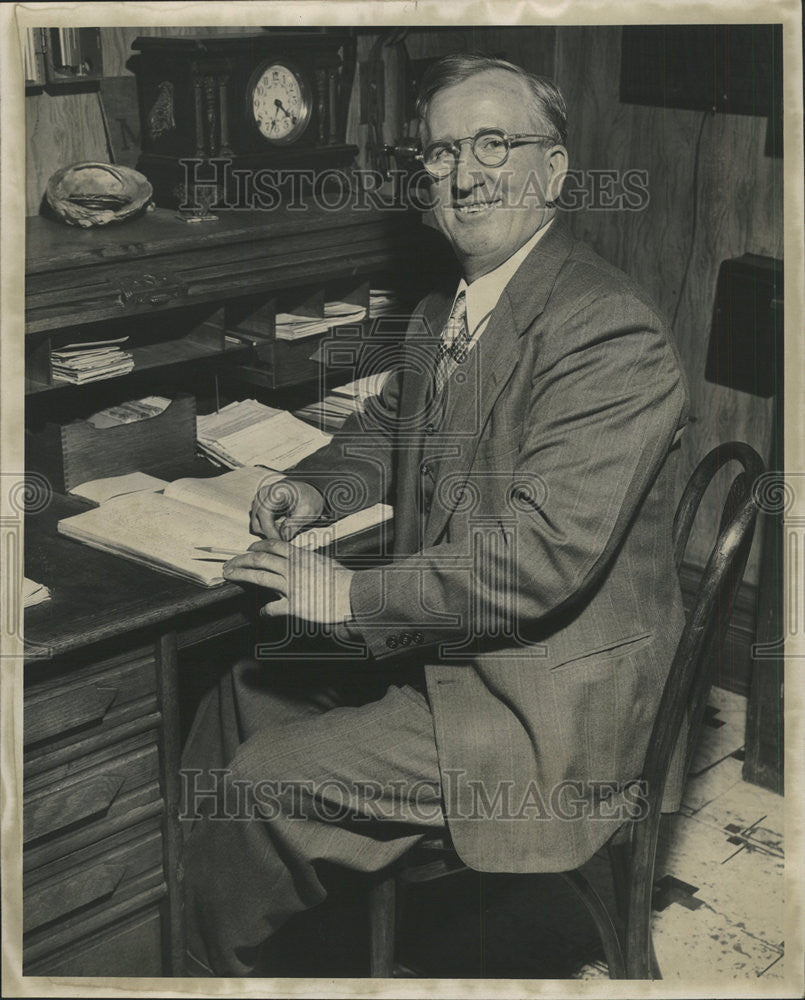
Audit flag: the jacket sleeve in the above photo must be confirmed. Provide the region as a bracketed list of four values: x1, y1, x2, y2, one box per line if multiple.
[287, 295, 441, 516]
[347, 290, 689, 661]
[288, 366, 402, 515]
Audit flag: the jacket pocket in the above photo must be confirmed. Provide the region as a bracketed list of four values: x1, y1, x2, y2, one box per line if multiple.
[549, 631, 654, 672]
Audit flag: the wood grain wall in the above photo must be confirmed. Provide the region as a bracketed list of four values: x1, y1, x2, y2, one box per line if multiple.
[554, 26, 782, 583]
[25, 26, 251, 214]
[345, 27, 555, 167]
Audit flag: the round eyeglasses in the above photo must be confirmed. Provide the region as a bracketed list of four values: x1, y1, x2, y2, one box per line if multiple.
[418, 128, 556, 178]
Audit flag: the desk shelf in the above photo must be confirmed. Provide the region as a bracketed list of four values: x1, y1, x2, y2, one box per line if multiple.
[24, 205, 438, 400]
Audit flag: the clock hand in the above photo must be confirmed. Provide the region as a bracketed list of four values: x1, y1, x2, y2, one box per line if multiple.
[274, 98, 293, 120]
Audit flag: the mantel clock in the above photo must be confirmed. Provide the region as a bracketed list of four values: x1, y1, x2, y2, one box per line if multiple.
[131, 32, 358, 208]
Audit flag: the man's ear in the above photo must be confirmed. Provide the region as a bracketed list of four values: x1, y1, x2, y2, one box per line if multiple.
[544, 145, 569, 205]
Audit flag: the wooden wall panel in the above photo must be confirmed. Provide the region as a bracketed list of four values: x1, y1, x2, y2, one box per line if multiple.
[25, 26, 264, 213]
[554, 26, 782, 583]
[346, 27, 555, 167]
[26, 91, 110, 215]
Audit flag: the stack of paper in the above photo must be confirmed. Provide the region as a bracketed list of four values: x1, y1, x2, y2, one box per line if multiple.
[24, 577, 51, 608]
[332, 372, 392, 401]
[294, 395, 362, 431]
[324, 300, 367, 325]
[274, 301, 367, 342]
[86, 396, 171, 429]
[197, 399, 332, 471]
[274, 312, 331, 340]
[52, 336, 134, 384]
[369, 288, 403, 317]
[294, 371, 392, 431]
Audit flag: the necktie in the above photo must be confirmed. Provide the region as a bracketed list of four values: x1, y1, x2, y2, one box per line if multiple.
[434, 290, 469, 393]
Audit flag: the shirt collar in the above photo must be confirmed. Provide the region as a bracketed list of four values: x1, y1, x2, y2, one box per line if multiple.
[455, 219, 554, 338]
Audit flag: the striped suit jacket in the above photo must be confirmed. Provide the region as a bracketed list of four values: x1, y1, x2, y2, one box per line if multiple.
[293, 215, 689, 872]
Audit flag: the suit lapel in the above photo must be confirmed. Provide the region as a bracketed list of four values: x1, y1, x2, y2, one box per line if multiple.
[393, 293, 450, 554]
[423, 216, 575, 546]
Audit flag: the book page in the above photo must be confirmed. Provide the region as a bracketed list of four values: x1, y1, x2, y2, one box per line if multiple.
[291, 503, 393, 550]
[164, 466, 285, 529]
[69, 471, 168, 504]
[57, 492, 259, 587]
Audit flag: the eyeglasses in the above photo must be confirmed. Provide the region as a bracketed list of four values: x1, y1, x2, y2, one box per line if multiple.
[417, 128, 556, 178]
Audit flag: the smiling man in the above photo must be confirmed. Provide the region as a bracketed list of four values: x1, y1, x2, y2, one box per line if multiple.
[181, 54, 689, 976]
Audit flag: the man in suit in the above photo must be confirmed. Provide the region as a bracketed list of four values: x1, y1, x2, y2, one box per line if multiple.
[182, 53, 688, 975]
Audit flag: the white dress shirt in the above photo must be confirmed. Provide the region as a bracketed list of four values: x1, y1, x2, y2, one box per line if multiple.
[450, 218, 554, 350]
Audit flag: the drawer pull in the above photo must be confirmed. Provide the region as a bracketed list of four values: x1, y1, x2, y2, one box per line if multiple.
[25, 862, 126, 934]
[24, 774, 125, 844]
[25, 685, 118, 746]
[117, 272, 187, 308]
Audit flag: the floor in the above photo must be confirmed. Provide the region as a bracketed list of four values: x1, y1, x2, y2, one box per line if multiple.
[261, 686, 787, 987]
[573, 684, 786, 985]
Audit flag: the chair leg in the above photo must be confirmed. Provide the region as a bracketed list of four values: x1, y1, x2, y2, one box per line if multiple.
[621, 833, 663, 979]
[625, 928, 662, 978]
[368, 873, 396, 977]
[607, 841, 631, 921]
[649, 932, 662, 980]
[560, 870, 626, 979]
[607, 840, 662, 978]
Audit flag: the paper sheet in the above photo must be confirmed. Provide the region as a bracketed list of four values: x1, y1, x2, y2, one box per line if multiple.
[23, 577, 51, 608]
[69, 471, 168, 504]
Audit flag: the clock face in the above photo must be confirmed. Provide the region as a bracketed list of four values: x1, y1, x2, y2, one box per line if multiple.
[250, 61, 311, 144]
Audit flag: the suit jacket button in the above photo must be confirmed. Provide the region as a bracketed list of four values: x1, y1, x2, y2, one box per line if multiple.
[413, 632, 424, 644]
[426, 423, 435, 434]
[422, 464, 430, 476]
[400, 632, 411, 646]
[386, 636, 398, 649]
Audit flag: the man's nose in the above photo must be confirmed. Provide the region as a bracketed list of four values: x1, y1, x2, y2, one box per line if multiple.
[453, 142, 483, 192]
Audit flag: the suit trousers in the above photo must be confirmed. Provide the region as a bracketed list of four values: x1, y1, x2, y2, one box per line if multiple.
[181, 658, 445, 975]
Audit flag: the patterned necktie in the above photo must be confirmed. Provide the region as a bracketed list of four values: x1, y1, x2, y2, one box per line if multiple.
[434, 290, 469, 393]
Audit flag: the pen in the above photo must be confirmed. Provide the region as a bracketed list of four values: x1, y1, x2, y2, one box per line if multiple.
[194, 546, 243, 557]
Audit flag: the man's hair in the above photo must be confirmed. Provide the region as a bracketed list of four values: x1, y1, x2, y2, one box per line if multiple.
[415, 53, 568, 146]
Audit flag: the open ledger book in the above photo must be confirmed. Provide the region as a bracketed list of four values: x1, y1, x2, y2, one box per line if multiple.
[57, 465, 392, 587]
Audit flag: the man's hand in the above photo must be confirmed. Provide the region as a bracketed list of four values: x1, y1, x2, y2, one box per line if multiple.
[223, 538, 355, 623]
[250, 479, 325, 540]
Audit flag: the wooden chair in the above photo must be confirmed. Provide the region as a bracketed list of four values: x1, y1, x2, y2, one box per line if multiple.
[368, 441, 766, 980]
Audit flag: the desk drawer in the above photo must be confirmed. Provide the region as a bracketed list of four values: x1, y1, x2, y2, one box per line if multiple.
[25, 901, 164, 977]
[24, 819, 163, 942]
[25, 647, 157, 755]
[24, 737, 160, 852]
